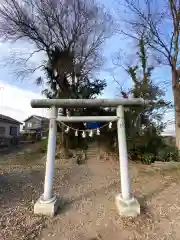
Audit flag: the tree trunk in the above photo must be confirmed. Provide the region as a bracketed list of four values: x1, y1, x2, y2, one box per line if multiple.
[172, 69, 180, 150]
[174, 93, 180, 149]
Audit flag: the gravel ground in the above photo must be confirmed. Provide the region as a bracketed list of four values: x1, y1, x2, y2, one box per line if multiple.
[1, 146, 180, 239]
[40, 161, 180, 240]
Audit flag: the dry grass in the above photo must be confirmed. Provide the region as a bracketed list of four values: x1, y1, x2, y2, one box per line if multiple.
[1, 144, 180, 239]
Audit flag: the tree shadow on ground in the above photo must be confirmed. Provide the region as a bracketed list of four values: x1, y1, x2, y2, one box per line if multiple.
[134, 177, 178, 218]
[0, 142, 35, 156]
[56, 177, 174, 218]
[56, 180, 119, 215]
[0, 168, 45, 209]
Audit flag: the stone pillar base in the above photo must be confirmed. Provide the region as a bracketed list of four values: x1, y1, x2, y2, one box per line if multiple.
[115, 194, 140, 217]
[34, 195, 59, 217]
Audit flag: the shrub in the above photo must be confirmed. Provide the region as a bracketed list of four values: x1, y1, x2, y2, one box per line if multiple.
[157, 145, 180, 162]
[132, 144, 180, 164]
[140, 154, 155, 165]
[21, 132, 29, 137]
[39, 138, 48, 153]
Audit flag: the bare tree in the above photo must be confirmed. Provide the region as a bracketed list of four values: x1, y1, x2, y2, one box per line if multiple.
[0, 0, 113, 97]
[116, 0, 180, 149]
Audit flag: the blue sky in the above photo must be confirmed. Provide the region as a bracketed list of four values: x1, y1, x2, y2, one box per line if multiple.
[0, 0, 175, 134]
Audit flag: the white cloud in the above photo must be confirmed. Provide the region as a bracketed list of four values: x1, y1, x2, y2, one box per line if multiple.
[0, 80, 50, 123]
[0, 40, 50, 126]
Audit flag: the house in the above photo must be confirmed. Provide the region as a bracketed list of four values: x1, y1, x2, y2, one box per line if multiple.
[23, 115, 49, 134]
[0, 114, 22, 146]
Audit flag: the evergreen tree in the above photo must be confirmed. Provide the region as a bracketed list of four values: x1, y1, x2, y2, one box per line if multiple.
[121, 38, 171, 162]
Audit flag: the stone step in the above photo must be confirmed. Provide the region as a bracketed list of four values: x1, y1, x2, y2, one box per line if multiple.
[87, 148, 98, 151]
[86, 155, 98, 158]
[86, 145, 99, 158]
[87, 148, 97, 150]
[86, 151, 98, 154]
[86, 152, 98, 155]
[86, 153, 98, 156]
[86, 149, 98, 152]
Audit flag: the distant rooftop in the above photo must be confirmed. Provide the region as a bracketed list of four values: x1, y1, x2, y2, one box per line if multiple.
[0, 114, 22, 124]
[24, 115, 49, 122]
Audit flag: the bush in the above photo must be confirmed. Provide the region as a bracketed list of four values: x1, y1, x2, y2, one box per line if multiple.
[126, 131, 180, 164]
[129, 143, 180, 164]
[20, 132, 37, 141]
[39, 138, 48, 153]
[21, 132, 29, 137]
[156, 145, 180, 162]
[141, 154, 155, 165]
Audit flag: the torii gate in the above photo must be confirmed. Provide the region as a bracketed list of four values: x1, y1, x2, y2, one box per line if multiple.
[31, 98, 149, 217]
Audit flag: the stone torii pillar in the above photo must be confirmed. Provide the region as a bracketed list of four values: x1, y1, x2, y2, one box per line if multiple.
[31, 98, 149, 217]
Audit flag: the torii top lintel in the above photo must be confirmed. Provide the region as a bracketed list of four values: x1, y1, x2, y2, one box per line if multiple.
[31, 98, 151, 108]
